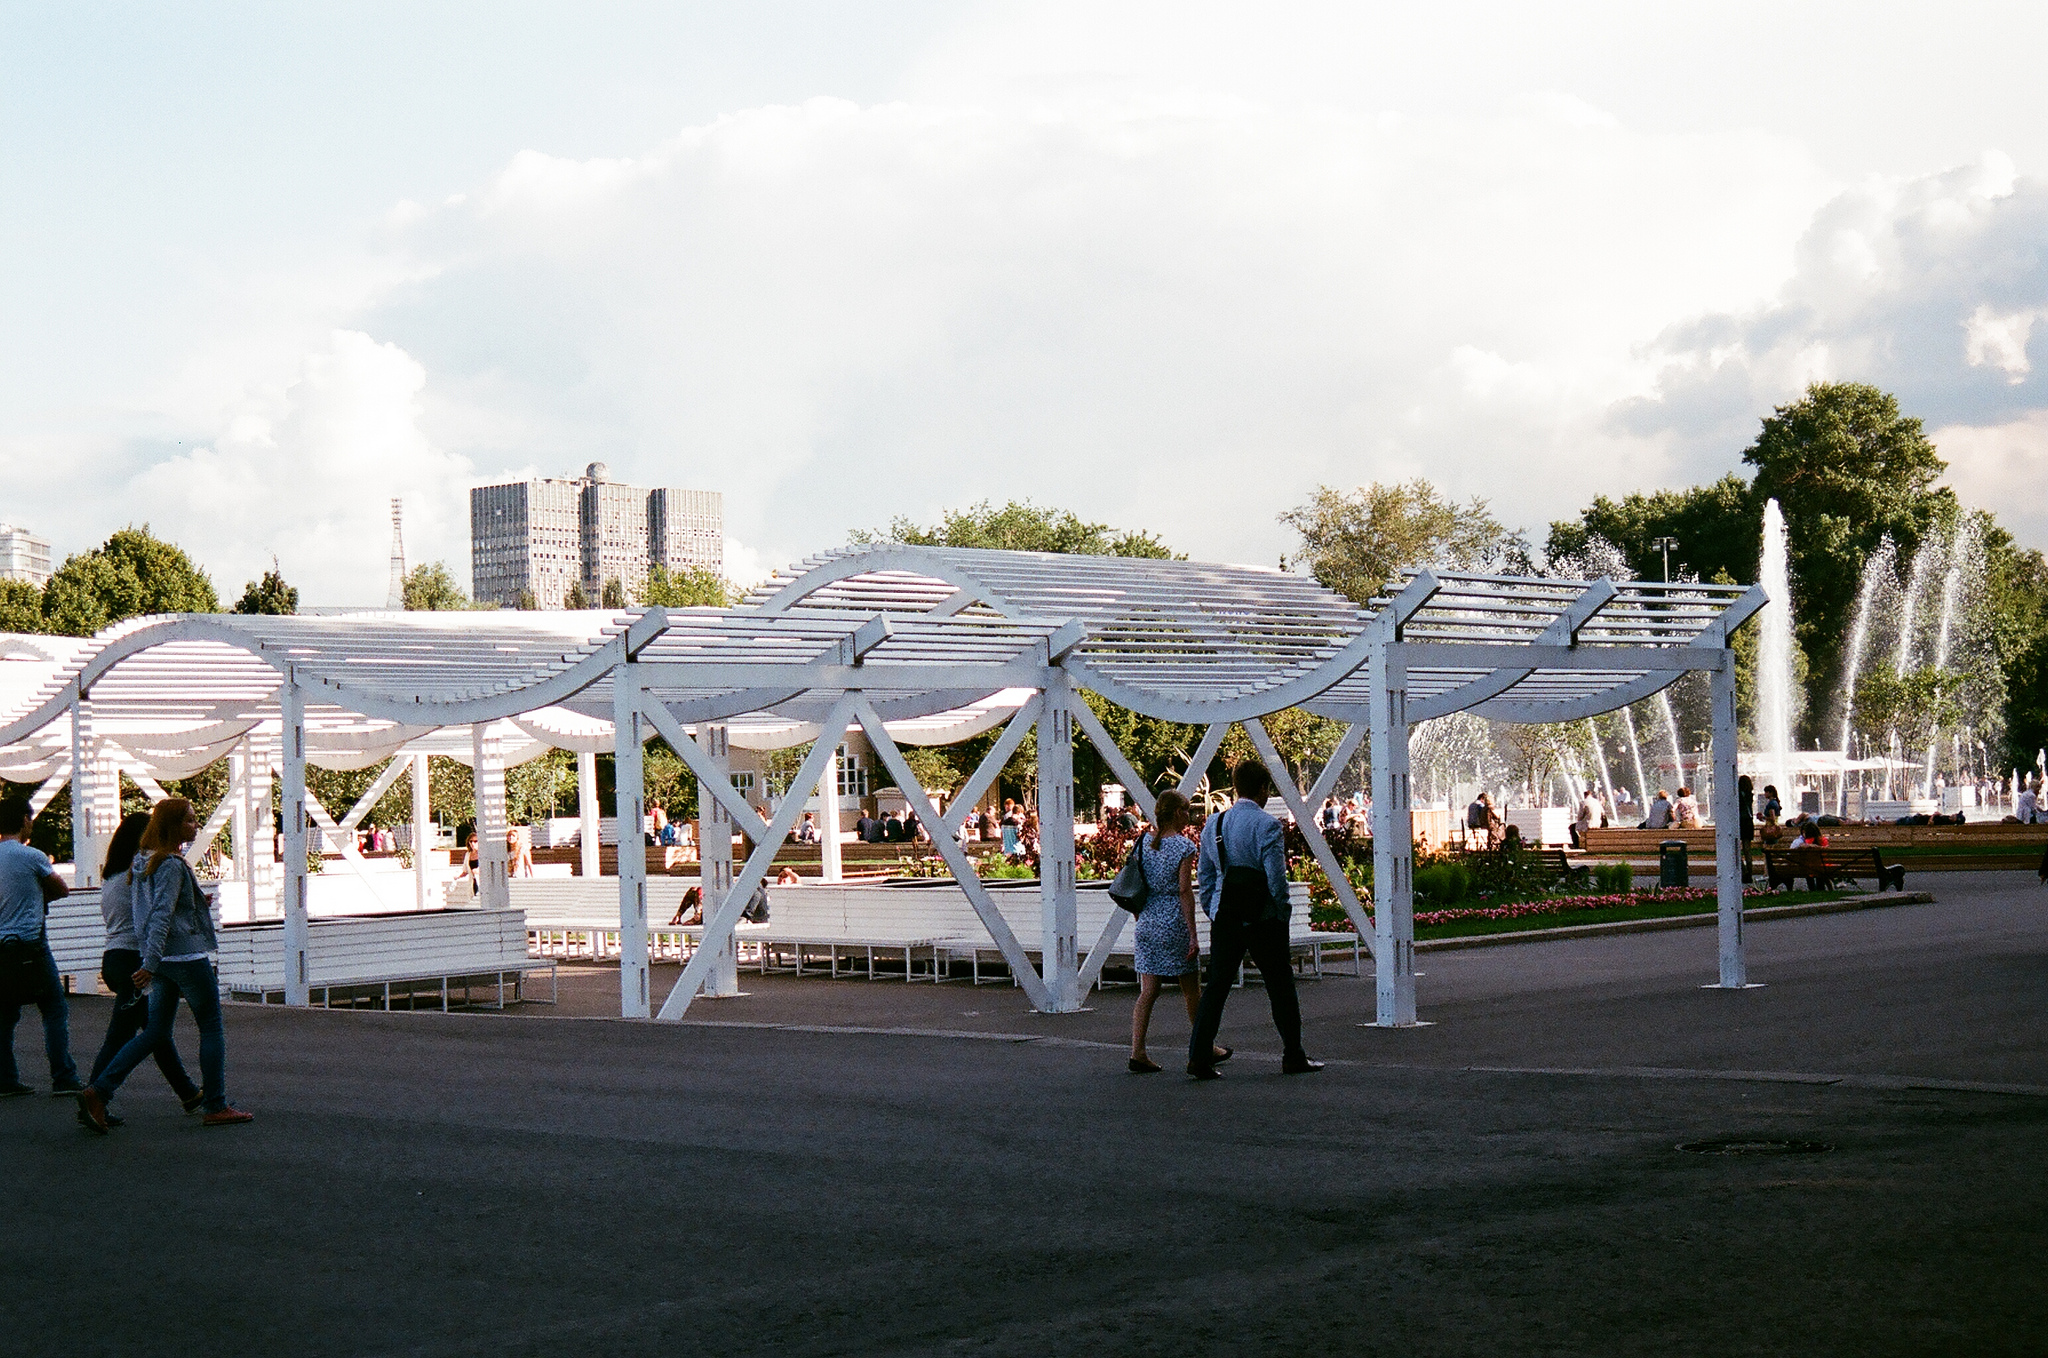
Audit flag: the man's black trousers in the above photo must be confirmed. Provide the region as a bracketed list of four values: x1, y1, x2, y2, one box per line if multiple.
[1189, 906, 1304, 1067]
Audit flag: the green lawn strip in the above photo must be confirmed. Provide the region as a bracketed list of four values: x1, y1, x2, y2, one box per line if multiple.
[1410, 890, 1851, 941]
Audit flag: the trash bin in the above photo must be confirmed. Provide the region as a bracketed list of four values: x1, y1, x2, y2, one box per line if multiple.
[1659, 839, 1688, 888]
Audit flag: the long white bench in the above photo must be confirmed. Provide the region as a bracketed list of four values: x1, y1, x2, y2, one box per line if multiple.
[216, 909, 553, 1010]
[506, 880, 944, 980]
[505, 879, 1360, 985]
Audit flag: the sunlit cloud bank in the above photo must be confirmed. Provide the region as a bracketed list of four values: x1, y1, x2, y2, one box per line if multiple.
[77, 94, 2048, 601]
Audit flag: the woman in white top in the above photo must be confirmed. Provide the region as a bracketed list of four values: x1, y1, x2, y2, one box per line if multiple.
[83, 811, 200, 1124]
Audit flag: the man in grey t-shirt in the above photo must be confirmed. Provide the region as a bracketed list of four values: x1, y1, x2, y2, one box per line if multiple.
[0, 799, 77, 1097]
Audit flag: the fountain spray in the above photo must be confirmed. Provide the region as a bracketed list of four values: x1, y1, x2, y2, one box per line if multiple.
[1759, 500, 1797, 811]
[1834, 538, 1892, 814]
[1621, 705, 1648, 808]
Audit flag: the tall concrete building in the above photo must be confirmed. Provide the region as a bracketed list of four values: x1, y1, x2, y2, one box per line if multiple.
[0, 524, 53, 587]
[470, 464, 722, 609]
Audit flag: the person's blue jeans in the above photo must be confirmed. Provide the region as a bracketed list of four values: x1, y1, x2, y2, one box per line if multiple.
[89, 948, 198, 1105]
[90, 958, 226, 1113]
[1, 934, 77, 1088]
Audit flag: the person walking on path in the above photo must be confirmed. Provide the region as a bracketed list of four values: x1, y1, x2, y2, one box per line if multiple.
[83, 812, 201, 1126]
[0, 798, 78, 1098]
[77, 799, 251, 1132]
[1127, 792, 1231, 1074]
[1186, 763, 1322, 1080]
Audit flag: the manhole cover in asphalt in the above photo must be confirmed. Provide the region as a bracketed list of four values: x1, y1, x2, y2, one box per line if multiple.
[1676, 1138, 1833, 1156]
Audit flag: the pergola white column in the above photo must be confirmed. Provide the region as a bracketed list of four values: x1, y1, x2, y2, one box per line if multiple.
[817, 743, 842, 883]
[68, 693, 108, 889]
[411, 752, 431, 910]
[470, 723, 510, 912]
[698, 723, 740, 998]
[1708, 659, 1750, 988]
[613, 663, 649, 1018]
[279, 677, 310, 1006]
[1367, 643, 1418, 1027]
[575, 750, 600, 880]
[1037, 671, 1081, 1011]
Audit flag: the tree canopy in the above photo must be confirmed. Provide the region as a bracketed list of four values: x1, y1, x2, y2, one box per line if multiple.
[402, 561, 474, 611]
[1741, 382, 1958, 719]
[639, 564, 731, 608]
[40, 525, 219, 636]
[860, 499, 1177, 559]
[1280, 479, 1526, 604]
[232, 567, 298, 615]
[1545, 474, 1757, 586]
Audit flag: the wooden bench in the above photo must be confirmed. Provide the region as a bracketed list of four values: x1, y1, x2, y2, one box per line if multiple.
[1761, 846, 1906, 893]
[1454, 846, 1590, 889]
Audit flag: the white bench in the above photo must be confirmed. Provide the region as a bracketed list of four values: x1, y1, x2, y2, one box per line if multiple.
[215, 909, 553, 1010]
[505, 880, 943, 980]
[503, 879, 1360, 986]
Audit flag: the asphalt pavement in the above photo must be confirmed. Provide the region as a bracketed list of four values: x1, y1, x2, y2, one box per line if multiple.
[5, 871, 2044, 1356]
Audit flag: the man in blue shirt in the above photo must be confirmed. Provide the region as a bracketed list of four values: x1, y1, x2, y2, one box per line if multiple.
[0, 798, 78, 1097]
[1187, 762, 1322, 1079]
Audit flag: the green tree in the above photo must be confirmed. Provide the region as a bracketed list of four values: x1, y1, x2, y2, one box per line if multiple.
[564, 580, 590, 610]
[232, 567, 298, 615]
[1545, 474, 1758, 585]
[639, 564, 731, 608]
[0, 579, 44, 633]
[516, 588, 539, 611]
[41, 525, 219, 636]
[402, 561, 473, 611]
[600, 577, 628, 609]
[1279, 479, 1526, 604]
[860, 499, 1177, 559]
[1742, 382, 1957, 736]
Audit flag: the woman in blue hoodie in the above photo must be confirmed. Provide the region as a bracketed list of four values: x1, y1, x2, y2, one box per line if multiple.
[77, 798, 251, 1133]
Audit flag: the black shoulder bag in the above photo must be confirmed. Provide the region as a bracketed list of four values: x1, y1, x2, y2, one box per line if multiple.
[1108, 833, 1147, 915]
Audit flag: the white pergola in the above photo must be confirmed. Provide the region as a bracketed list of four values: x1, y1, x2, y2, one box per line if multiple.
[0, 545, 1765, 1026]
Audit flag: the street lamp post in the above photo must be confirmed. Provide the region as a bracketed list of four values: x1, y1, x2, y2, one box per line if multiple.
[1651, 535, 1679, 583]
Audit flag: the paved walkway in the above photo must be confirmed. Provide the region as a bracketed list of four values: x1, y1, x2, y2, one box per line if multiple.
[6, 873, 2044, 1356]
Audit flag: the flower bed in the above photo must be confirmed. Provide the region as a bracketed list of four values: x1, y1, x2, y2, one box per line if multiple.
[1308, 885, 1771, 932]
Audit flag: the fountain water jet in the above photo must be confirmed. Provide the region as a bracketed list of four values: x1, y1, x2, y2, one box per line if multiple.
[1585, 718, 1617, 819]
[1621, 705, 1648, 811]
[1657, 690, 1687, 791]
[1758, 500, 1797, 811]
[1834, 538, 1892, 814]
[1922, 519, 1979, 797]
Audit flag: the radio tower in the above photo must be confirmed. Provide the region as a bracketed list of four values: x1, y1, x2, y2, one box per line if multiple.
[385, 498, 407, 609]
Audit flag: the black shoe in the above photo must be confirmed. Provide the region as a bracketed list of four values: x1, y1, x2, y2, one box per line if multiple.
[49, 1078, 84, 1096]
[1282, 1056, 1325, 1075]
[180, 1093, 205, 1115]
[0, 1083, 32, 1099]
[1186, 1063, 1222, 1081]
[1211, 1046, 1234, 1065]
[77, 1105, 123, 1129]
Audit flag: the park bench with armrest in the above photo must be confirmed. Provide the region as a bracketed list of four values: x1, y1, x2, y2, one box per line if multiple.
[1762, 845, 1906, 893]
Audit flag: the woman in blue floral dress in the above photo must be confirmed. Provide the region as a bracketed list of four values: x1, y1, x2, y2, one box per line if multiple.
[1129, 791, 1231, 1073]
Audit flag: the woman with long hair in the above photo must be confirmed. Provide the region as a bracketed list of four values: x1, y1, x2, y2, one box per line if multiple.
[81, 811, 200, 1126]
[77, 799, 251, 1133]
[1127, 792, 1230, 1074]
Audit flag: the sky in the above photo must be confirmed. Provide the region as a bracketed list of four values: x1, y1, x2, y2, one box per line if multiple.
[4, 1, 2047, 603]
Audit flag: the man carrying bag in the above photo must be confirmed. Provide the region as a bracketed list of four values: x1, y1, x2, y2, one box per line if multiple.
[1187, 763, 1322, 1080]
[0, 799, 78, 1098]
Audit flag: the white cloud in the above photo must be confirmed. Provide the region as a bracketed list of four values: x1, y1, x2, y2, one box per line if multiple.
[1934, 411, 2048, 549]
[345, 92, 1823, 570]
[1616, 154, 2048, 531]
[130, 331, 474, 603]
[1964, 303, 2044, 382]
